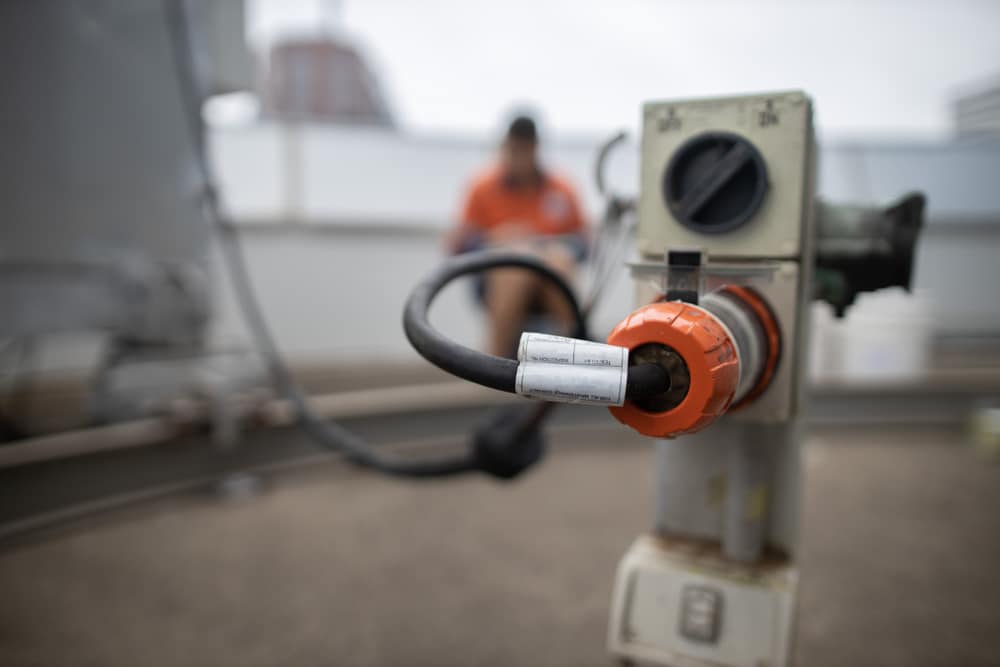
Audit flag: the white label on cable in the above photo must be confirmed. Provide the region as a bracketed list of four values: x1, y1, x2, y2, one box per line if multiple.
[515, 363, 627, 406]
[517, 332, 628, 369]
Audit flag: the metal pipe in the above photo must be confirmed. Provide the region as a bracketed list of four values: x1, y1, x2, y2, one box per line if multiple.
[0, 381, 520, 470]
[722, 430, 769, 562]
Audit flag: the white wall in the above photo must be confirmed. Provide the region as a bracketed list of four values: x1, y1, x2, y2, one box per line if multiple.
[16, 124, 1000, 376]
[210, 123, 634, 225]
[207, 226, 638, 365]
[205, 123, 639, 366]
[205, 124, 1000, 369]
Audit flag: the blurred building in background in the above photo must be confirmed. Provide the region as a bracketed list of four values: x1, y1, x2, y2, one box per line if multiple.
[954, 74, 1000, 138]
[262, 37, 395, 127]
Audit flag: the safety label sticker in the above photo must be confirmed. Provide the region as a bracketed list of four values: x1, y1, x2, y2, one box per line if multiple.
[517, 332, 627, 368]
[514, 333, 629, 406]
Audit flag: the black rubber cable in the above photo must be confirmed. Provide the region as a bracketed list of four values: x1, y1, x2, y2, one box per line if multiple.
[403, 251, 587, 393]
[216, 217, 477, 477]
[164, 0, 475, 478]
[402, 250, 670, 401]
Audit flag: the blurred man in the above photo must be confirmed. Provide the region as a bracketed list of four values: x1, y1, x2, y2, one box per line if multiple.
[448, 116, 588, 357]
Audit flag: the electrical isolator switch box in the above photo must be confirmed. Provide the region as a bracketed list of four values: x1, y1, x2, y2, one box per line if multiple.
[638, 91, 815, 260]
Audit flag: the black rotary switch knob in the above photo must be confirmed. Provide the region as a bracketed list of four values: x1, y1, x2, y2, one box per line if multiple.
[663, 131, 768, 234]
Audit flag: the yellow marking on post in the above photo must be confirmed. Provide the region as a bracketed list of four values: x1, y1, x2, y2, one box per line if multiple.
[746, 485, 768, 520]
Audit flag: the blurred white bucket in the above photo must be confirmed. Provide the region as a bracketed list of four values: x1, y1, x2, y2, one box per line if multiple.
[810, 288, 932, 383]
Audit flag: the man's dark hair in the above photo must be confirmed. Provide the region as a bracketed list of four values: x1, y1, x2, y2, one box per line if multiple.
[506, 115, 538, 143]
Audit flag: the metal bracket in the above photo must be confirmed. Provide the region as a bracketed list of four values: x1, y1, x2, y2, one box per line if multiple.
[665, 248, 705, 304]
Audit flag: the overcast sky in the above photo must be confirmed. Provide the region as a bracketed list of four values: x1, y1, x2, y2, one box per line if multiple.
[248, 0, 1000, 139]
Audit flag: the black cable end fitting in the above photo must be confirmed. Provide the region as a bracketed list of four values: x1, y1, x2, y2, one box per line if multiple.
[468, 363, 669, 481]
[625, 362, 672, 402]
[470, 404, 547, 480]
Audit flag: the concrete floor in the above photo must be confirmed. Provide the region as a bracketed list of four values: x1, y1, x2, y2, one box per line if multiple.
[0, 424, 998, 666]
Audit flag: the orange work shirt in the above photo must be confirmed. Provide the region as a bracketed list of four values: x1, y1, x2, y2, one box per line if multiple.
[459, 168, 587, 238]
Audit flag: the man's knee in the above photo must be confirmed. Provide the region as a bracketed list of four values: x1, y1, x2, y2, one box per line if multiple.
[488, 268, 538, 296]
[540, 245, 578, 279]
